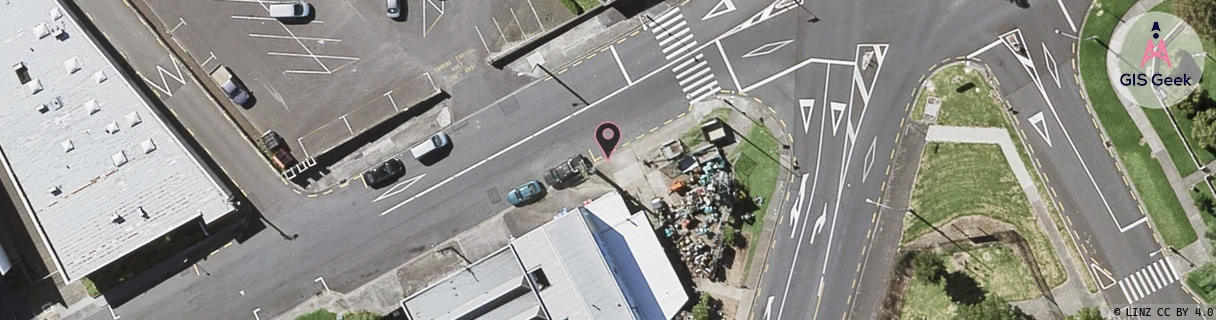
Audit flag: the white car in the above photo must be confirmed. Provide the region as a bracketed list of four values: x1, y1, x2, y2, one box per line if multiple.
[386, 0, 401, 19]
[268, 1, 311, 19]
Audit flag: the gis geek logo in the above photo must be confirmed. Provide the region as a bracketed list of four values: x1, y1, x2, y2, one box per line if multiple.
[1111, 12, 1204, 109]
[1120, 22, 1191, 87]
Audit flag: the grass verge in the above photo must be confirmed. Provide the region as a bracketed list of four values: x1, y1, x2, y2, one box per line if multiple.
[1144, 107, 1201, 176]
[908, 143, 1066, 289]
[1149, 0, 1216, 170]
[1187, 263, 1216, 303]
[1080, 0, 1198, 248]
[925, 65, 1007, 128]
[681, 108, 734, 148]
[295, 309, 337, 320]
[731, 123, 780, 279]
[902, 277, 957, 320]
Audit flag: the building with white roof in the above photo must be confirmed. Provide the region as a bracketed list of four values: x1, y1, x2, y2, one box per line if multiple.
[400, 191, 688, 320]
[0, 0, 233, 283]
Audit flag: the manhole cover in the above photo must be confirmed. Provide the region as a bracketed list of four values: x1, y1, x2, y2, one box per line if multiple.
[487, 187, 501, 204]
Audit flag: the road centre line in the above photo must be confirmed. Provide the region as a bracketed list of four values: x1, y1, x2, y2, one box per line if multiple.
[776, 104, 827, 320]
[716, 40, 742, 91]
[609, 45, 633, 85]
[250, 34, 341, 42]
[378, 2, 786, 216]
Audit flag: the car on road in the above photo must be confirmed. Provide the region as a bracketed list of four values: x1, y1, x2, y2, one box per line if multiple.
[269, 1, 311, 19]
[385, 0, 401, 19]
[410, 132, 451, 161]
[363, 158, 405, 188]
[543, 154, 593, 189]
[506, 180, 546, 207]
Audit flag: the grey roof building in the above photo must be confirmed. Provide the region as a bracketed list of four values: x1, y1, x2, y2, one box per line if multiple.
[0, 0, 233, 283]
[401, 191, 688, 320]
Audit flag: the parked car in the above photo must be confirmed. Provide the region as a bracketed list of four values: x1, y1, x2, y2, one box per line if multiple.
[363, 158, 406, 188]
[269, 1, 311, 19]
[410, 132, 451, 161]
[271, 148, 297, 170]
[260, 130, 286, 152]
[385, 0, 401, 19]
[506, 180, 546, 207]
[543, 154, 593, 189]
[209, 65, 251, 106]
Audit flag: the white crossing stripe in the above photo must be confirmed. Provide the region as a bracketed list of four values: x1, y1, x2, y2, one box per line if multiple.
[646, 7, 720, 102]
[1117, 259, 1179, 303]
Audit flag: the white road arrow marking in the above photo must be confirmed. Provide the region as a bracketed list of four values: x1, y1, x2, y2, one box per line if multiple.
[701, 0, 736, 21]
[798, 98, 814, 134]
[764, 296, 775, 320]
[789, 173, 809, 238]
[830, 101, 846, 136]
[1027, 111, 1053, 147]
[1042, 43, 1061, 88]
[373, 174, 427, 203]
[809, 206, 826, 245]
[862, 137, 876, 182]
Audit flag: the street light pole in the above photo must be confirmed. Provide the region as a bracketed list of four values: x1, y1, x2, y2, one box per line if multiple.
[866, 198, 988, 270]
[532, 64, 590, 107]
[794, 0, 820, 23]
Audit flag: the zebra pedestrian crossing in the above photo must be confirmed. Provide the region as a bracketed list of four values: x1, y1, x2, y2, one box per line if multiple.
[1117, 258, 1180, 303]
[646, 7, 720, 102]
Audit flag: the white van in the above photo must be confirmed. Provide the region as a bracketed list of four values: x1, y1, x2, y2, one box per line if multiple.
[411, 132, 451, 160]
[269, 1, 311, 19]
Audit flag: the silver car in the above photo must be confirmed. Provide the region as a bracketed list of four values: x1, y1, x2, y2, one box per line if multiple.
[386, 0, 401, 19]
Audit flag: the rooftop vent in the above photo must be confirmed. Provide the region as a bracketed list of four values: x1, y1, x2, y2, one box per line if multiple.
[93, 70, 107, 83]
[61, 140, 73, 152]
[49, 7, 63, 20]
[37, 104, 49, 114]
[63, 57, 80, 74]
[27, 79, 42, 94]
[50, 96, 62, 110]
[111, 151, 127, 167]
[126, 112, 141, 127]
[104, 122, 119, 134]
[110, 213, 124, 224]
[85, 99, 100, 114]
[32, 23, 50, 39]
[138, 206, 149, 219]
[47, 186, 61, 196]
[140, 139, 156, 154]
[14, 62, 31, 84]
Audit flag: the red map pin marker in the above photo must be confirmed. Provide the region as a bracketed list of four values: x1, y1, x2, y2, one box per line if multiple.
[596, 122, 620, 162]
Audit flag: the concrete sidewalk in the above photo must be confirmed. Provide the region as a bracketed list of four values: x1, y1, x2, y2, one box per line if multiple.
[925, 125, 1104, 317]
[1099, 0, 1212, 277]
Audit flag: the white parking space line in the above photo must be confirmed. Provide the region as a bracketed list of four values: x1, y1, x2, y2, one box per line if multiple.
[169, 17, 186, 33]
[285, 70, 331, 74]
[474, 26, 491, 53]
[527, 0, 545, 32]
[231, 15, 324, 23]
[511, 9, 527, 37]
[492, 17, 508, 43]
[250, 34, 341, 42]
[268, 52, 360, 61]
[216, 0, 292, 3]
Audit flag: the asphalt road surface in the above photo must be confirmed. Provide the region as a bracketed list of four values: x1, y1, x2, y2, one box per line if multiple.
[739, 0, 1195, 319]
[70, 0, 1196, 318]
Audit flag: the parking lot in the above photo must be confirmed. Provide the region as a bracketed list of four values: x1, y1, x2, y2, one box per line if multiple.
[137, 0, 574, 164]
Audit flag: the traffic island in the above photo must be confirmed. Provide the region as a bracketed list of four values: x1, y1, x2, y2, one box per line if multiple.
[881, 62, 1106, 319]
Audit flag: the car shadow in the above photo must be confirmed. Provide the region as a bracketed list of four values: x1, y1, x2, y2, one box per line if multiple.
[416, 143, 453, 166]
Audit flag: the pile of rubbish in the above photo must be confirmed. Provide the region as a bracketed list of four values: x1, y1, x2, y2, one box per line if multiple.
[654, 146, 737, 280]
